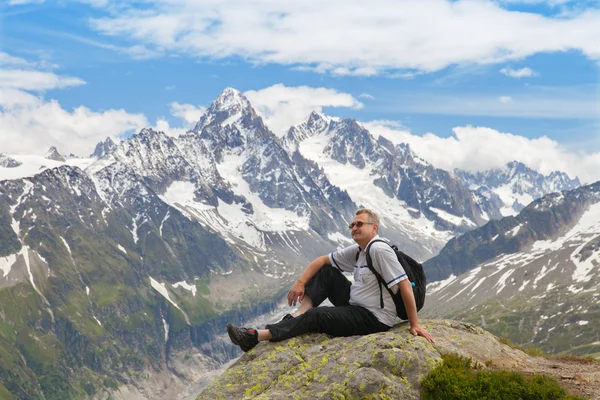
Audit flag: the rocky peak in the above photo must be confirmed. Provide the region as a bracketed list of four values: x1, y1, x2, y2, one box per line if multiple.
[325, 118, 378, 168]
[455, 161, 581, 215]
[90, 137, 117, 158]
[44, 146, 65, 162]
[193, 88, 275, 156]
[282, 111, 332, 151]
[0, 153, 22, 168]
[194, 87, 258, 132]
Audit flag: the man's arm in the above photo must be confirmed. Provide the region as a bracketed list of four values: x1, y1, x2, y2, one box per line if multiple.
[287, 255, 330, 306]
[397, 279, 435, 343]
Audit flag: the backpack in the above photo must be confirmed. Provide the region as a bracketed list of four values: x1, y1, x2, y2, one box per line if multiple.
[358, 239, 426, 320]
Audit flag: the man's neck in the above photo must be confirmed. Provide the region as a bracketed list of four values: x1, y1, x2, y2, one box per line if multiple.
[356, 235, 377, 250]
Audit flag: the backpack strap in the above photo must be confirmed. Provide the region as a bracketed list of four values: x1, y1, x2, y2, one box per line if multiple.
[365, 239, 395, 309]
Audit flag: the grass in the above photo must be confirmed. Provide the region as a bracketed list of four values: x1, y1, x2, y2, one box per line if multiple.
[421, 353, 585, 400]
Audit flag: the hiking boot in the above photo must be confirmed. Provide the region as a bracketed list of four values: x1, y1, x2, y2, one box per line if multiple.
[279, 313, 294, 323]
[227, 324, 259, 352]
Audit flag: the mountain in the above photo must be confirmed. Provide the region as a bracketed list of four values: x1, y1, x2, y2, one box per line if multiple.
[455, 161, 581, 216]
[90, 137, 116, 158]
[0, 87, 589, 399]
[44, 146, 65, 162]
[0, 153, 21, 168]
[283, 111, 505, 259]
[423, 180, 600, 358]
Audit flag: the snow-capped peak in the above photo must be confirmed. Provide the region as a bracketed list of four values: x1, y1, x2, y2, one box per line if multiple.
[90, 137, 117, 159]
[45, 146, 65, 162]
[193, 87, 258, 133]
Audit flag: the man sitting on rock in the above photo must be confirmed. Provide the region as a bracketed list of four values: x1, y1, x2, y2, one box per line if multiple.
[227, 208, 435, 352]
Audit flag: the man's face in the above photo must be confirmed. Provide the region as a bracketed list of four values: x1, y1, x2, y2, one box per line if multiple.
[350, 213, 378, 244]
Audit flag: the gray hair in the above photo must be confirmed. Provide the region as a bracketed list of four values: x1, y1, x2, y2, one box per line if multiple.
[355, 208, 380, 225]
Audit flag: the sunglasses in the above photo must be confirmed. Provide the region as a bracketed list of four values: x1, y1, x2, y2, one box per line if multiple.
[348, 221, 375, 229]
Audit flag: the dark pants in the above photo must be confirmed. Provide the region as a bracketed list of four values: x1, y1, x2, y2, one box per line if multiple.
[266, 265, 391, 341]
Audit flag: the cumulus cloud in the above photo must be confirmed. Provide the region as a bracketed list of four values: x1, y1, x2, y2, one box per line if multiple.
[0, 52, 148, 156]
[0, 69, 86, 91]
[169, 102, 206, 125]
[500, 67, 537, 78]
[86, 0, 600, 76]
[0, 89, 148, 156]
[244, 84, 363, 136]
[363, 121, 600, 184]
[146, 102, 207, 138]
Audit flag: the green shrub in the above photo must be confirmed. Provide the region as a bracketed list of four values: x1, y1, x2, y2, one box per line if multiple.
[421, 353, 584, 400]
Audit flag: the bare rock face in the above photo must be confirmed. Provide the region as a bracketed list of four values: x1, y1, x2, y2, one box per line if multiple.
[44, 146, 65, 162]
[198, 320, 559, 400]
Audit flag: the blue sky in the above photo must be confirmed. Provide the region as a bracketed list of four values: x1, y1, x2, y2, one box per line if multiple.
[1, 0, 599, 182]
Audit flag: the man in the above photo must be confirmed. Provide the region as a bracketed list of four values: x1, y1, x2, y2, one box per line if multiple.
[227, 208, 434, 352]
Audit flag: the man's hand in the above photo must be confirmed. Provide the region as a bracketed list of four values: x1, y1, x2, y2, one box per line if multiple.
[287, 281, 305, 306]
[410, 324, 435, 343]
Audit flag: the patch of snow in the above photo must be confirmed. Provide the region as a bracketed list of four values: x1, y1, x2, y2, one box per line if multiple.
[327, 232, 354, 248]
[149, 276, 190, 324]
[0, 154, 95, 181]
[533, 265, 548, 288]
[568, 285, 583, 294]
[494, 183, 533, 214]
[577, 320, 589, 326]
[428, 274, 457, 294]
[518, 279, 530, 292]
[173, 280, 197, 297]
[429, 207, 476, 227]
[494, 269, 515, 294]
[0, 254, 17, 277]
[86, 286, 90, 296]
[470, 277, 486, 292]
[507, 224, 522, 237]
[217, 153, 309, 232]
[94, 316, 102, 326]
[131, 216, 139, 243]
[159, 181, 213, 211]
[162, 317, 169, 342]
[117, 244, 127, 254]
[60, 236, 71, 255]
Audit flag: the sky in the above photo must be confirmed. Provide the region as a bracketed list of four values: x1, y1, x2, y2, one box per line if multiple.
[1, 0, 599, 183]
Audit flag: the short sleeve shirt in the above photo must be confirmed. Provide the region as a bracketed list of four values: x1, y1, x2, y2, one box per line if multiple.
[328, 235, 408, 327]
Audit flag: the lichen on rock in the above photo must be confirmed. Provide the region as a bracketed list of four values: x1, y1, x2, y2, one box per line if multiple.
[199, 319, 536, 399]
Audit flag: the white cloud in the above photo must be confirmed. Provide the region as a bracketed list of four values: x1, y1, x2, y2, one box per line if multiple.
[359, 93, 375, 100]
[87, 0, 600, 75]
[500, 67, 537, 78]
[363, 121, 600, 184]
[244, 84, 363, 136]
[169, 102, 206, 125]
[0, 89, 148, 156]
[379, 85, 599, 119]
[0, 52, 30, 67]
[0, 52, 148, 156]
[152, 118, 188, 138]
[0, 69, 86, 91]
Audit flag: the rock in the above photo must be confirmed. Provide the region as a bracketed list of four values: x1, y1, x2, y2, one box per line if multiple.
[198, 319, 537, 399]
[0, 153, 22, 168]
[44, 146, 65, 162]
